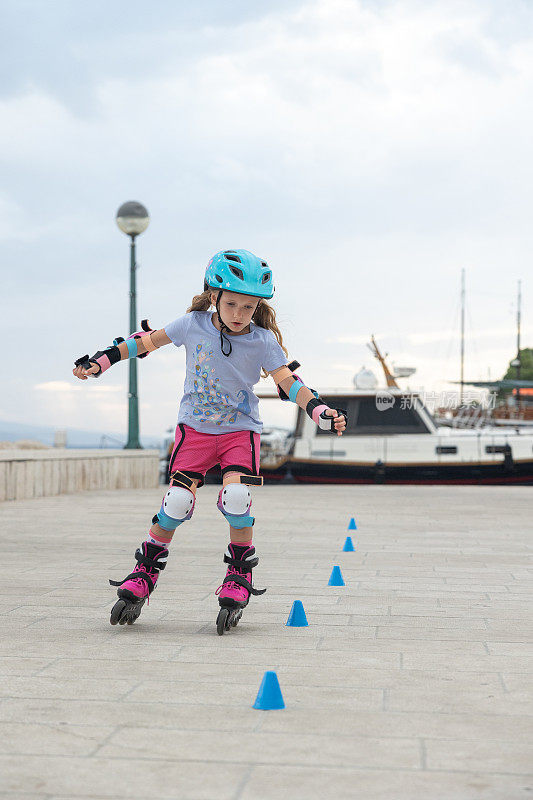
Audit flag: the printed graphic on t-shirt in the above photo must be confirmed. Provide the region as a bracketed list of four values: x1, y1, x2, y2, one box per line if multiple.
[236, 390, 251, 414]
[164, 311, 288, 434]
[192, 342, 241, 426]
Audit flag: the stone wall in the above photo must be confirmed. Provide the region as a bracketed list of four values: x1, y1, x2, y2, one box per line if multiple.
[0, 449, 160, 501]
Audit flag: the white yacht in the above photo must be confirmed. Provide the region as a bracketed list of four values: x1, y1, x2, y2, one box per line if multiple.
[257, 344, 533, 485]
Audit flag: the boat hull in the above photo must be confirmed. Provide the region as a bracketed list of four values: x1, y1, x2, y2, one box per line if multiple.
[260, 458, 533, 485]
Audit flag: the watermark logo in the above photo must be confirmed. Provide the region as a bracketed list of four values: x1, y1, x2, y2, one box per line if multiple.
[374, 391, 496, 411]
[375, 391, 396, 411]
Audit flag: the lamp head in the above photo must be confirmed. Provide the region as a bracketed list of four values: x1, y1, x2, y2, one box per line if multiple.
[116, 201, 150, 237]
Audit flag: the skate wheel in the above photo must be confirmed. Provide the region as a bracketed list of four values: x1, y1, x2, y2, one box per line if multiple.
[231, 610, 242, 627]
[217, 607, 230, 636]
[110, 599, 127, 626]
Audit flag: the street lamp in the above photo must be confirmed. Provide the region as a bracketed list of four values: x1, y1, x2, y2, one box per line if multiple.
[116, 201, 150, 449]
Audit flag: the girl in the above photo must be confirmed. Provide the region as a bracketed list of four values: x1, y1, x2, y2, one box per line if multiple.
[73, 249, 346, 634]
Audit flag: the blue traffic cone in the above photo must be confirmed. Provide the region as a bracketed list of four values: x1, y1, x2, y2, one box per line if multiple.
[253, 671, 285, 710]
[286, 600, 308, 627]
[342, 536, 355, 552]
[348, 518, 357, 530]
[328, 565, 345, 586]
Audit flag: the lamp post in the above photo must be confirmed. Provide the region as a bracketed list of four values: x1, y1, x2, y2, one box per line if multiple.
[116, 201, 150, 449]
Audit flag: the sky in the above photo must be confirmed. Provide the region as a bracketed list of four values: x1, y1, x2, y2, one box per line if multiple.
[2, 0, 532, 440]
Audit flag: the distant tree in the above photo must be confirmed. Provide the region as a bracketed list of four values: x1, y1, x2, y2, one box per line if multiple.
[502, 348, 533, 380]
[499, 348, 533, 399]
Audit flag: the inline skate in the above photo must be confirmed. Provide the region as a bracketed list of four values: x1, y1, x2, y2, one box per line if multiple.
[215, 543, 265, 635]
[109, 542, 168, 625]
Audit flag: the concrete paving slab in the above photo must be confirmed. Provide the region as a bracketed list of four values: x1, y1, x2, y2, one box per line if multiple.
[172, 645, 402, 668]
[0, 657, 57, 676]
[0, 698, 264, 731]
[241, 766, 533, 800]
[0, 721, 115, 756]
[257, 707, 533, 741]
[0, 676, 138, 701]
[0, 755, 247, 798]
[97, 727, 422, 769]
[425, 737, 533, 774]
[0, 483, 531, 799]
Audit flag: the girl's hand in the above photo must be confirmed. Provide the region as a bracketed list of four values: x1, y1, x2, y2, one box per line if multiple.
[324, 408, 346, 436]
[72, 363, 101, 380]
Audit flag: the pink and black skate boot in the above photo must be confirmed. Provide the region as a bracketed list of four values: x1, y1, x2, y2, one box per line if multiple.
[215, 543, 266, 635]
[109, 542, 168, 625]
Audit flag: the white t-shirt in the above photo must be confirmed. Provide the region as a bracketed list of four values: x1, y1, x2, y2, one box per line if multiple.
[164, 311, 287, 434]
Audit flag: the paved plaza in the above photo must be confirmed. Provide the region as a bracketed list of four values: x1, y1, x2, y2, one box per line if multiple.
[0, 483, 532, 799]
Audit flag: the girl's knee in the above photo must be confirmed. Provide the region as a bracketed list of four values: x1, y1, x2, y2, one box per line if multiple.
[217, 474, 254, 529]
[156, 484, 196, 530]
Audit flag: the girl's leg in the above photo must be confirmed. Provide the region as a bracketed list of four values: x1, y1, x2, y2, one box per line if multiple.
[109, 476, 199, 625]
[145, 474, 199, 548]
[216, 472, 265, 609]
[229, 523, 253, 544]
[147, 521, 178, 548]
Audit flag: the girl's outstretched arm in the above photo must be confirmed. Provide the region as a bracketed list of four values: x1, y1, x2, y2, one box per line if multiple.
[268, 365, 347, 436]
[73, 327, 172, 380]
[136, 328, 172, 355]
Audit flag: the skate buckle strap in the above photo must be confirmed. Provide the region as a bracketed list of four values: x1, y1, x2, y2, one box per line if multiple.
[109, 570, 155, 594]
[134, 548, 167, 571]
[108, 548, 166, 594]
[221, 573, 266, 596]
[223, 553, 259, 570]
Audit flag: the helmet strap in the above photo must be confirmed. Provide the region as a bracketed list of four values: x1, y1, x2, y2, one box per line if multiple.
[215, 290, 232, 357]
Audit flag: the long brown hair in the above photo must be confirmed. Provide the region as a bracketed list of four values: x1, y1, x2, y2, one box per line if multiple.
[186, 289, 288, 377]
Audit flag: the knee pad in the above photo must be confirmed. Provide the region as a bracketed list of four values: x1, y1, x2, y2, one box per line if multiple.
[217, 483, 254, 529]
[156, 486, 195, 531]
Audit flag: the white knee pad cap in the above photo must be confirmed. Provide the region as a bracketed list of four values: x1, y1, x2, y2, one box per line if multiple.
[220, 483, 251, 515]
[163, 486, 195, 520]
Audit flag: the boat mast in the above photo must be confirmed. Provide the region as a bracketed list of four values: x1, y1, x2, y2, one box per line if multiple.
[460, 268, 465, 406]
[516, 279, 522, 406]
[368, 335, 399, 388]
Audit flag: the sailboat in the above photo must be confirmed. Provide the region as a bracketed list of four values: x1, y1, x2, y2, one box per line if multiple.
[257, 336, 533, 485]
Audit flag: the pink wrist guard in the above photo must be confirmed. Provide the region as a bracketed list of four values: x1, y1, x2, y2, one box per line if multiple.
[94, 353, 112, 374]
[311, 404, 329, 424]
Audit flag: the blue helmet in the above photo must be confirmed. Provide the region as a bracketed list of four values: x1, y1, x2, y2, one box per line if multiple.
[204, 249, 274, 299]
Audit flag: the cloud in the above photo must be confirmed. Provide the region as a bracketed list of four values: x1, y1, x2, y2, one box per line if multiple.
[332, 363, 361, 372]
[328, 324, 532, 349]
[2, 0, 533, 259]
[2, 1, 533, 189]
[35, 381, 120, 393]
[3, 0, 533, 436]
[405, 327, 528, 345]
[35, 381, 81, 393]
[327, 335, 374, 345]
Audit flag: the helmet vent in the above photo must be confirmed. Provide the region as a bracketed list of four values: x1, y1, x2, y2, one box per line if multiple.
[261, 272, 271, 284]
[224, 254, 242, 263]
[215, 274, 223, 283]
[229, 265, 244, 280]
[261, 261, 268, 267]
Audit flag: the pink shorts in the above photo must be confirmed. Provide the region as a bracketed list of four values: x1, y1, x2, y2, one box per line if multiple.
[168, 423, 261, 488]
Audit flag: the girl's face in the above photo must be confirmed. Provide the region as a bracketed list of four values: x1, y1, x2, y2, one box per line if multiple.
[211, 290, 260, 333]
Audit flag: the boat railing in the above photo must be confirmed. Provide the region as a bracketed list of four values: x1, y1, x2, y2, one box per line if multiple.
[451, 405, 488, 429]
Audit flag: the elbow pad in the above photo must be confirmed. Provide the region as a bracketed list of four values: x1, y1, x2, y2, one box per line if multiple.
[120, 319, 157, 360]
[276, 360, 319, 403]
